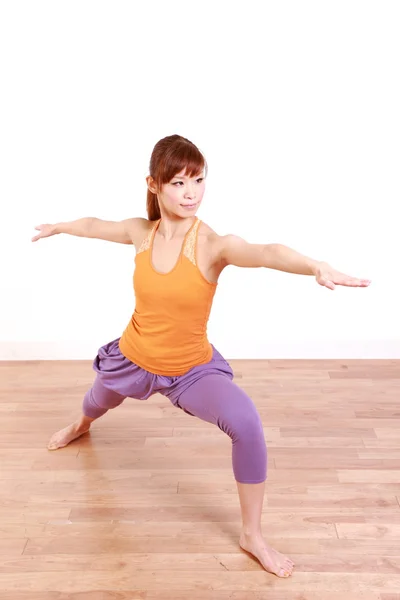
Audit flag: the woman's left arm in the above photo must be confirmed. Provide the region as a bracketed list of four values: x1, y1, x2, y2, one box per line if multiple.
[218, 234, 371, 291]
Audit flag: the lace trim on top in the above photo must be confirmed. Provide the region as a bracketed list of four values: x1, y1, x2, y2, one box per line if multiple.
[137, 217, 199, 266]
[183, 218, 200, 265]
[137, 220, 160, 254]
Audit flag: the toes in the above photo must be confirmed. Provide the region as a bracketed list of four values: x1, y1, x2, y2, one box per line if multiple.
[279, 568, 291, 577]
[280, 561, 294, 577]
[286, 559, 294, 568]
[48, 439, 63, 450]
[285, 558, 294, 567]
[280, 564, 293, 577]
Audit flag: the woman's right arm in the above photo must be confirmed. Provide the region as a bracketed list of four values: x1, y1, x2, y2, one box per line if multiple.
[32, 217, 149, 246]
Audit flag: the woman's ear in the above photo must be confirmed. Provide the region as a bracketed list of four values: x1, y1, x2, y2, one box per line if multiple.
[146, 175, 158, 194]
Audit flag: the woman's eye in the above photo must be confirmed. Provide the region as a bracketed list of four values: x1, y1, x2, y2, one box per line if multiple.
[173, 178, 203, 186]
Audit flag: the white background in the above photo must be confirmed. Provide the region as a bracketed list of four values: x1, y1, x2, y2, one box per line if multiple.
[0, 0, 398, 359]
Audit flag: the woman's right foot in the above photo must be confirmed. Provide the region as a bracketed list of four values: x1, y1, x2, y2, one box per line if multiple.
[239, 531, 295, 578]
[47, 421, 91, 450]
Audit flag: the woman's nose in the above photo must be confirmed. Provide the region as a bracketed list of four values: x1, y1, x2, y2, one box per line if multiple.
[185, 186, 195, 198]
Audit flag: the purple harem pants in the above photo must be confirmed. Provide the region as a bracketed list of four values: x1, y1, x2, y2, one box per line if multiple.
[83, 337, 267, 484]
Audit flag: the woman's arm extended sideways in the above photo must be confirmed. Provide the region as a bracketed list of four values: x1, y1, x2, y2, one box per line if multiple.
[32, 217, 149, 246]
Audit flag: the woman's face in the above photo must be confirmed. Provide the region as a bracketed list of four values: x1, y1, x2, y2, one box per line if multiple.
[149, 168, 206, 217]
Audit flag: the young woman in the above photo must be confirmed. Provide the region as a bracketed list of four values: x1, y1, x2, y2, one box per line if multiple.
[32, 134, 370, 579]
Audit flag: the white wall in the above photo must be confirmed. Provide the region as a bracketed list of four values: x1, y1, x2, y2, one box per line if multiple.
[0, 0, 398, 360]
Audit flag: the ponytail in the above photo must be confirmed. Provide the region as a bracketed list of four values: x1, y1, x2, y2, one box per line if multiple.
[146, 189, 161, 221]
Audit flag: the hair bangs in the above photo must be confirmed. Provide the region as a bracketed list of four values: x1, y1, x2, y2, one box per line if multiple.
[157, 143, 207, 189]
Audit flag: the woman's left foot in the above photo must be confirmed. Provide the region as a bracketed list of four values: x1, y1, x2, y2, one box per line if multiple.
[239, 531, 295, 577]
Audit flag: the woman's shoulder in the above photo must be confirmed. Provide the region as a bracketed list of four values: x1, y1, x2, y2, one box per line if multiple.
[197, 219, 227, 263]
[198, 219, 220, 244]
[199, 221, 223, 244]
[126, 217, 156, 249]
[198, 218, 219, 237]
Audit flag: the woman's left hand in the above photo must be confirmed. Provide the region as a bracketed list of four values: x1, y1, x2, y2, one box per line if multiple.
[315, 263, 371, 291]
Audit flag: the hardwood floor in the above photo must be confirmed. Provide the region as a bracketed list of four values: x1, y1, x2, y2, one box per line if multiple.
[1, 358, 400, 599]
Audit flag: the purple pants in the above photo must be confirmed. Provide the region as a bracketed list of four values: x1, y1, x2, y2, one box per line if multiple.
[83, 337, 267, 484]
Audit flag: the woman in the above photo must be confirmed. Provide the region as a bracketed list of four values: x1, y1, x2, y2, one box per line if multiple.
[32, 134, 370, 578]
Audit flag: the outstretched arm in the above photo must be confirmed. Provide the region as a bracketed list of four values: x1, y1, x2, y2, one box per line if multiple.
[32, 217, 148, 245]
[217, 234, 371, 291]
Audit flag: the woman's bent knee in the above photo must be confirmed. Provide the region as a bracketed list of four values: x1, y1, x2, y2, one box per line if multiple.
[82, 377, 126, 419]
[218, 394, 267, 483]
[218, 400, 264, 443]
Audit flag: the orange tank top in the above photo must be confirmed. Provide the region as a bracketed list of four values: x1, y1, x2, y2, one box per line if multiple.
[118, 217, 218, 376]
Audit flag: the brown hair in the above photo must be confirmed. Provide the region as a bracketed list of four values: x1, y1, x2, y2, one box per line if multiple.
[146, 134, 208, 221]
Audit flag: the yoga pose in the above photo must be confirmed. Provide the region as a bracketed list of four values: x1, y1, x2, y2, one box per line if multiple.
[32, 134, 370, 578]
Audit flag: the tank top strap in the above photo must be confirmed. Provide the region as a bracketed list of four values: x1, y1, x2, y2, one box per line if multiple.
[137, 219, 161, 254]
[182, 217, 201, 266]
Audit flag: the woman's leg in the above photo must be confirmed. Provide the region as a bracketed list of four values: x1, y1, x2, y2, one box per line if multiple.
[47, 377, 126, 450]
[169, 374, 294, 578]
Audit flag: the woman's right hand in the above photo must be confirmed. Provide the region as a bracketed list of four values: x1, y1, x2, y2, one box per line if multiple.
[31, 224, 57, 242]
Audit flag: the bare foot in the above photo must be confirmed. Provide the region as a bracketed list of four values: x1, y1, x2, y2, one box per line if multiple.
[47, 421, 90, 450]
[239, 531, 295, 578]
